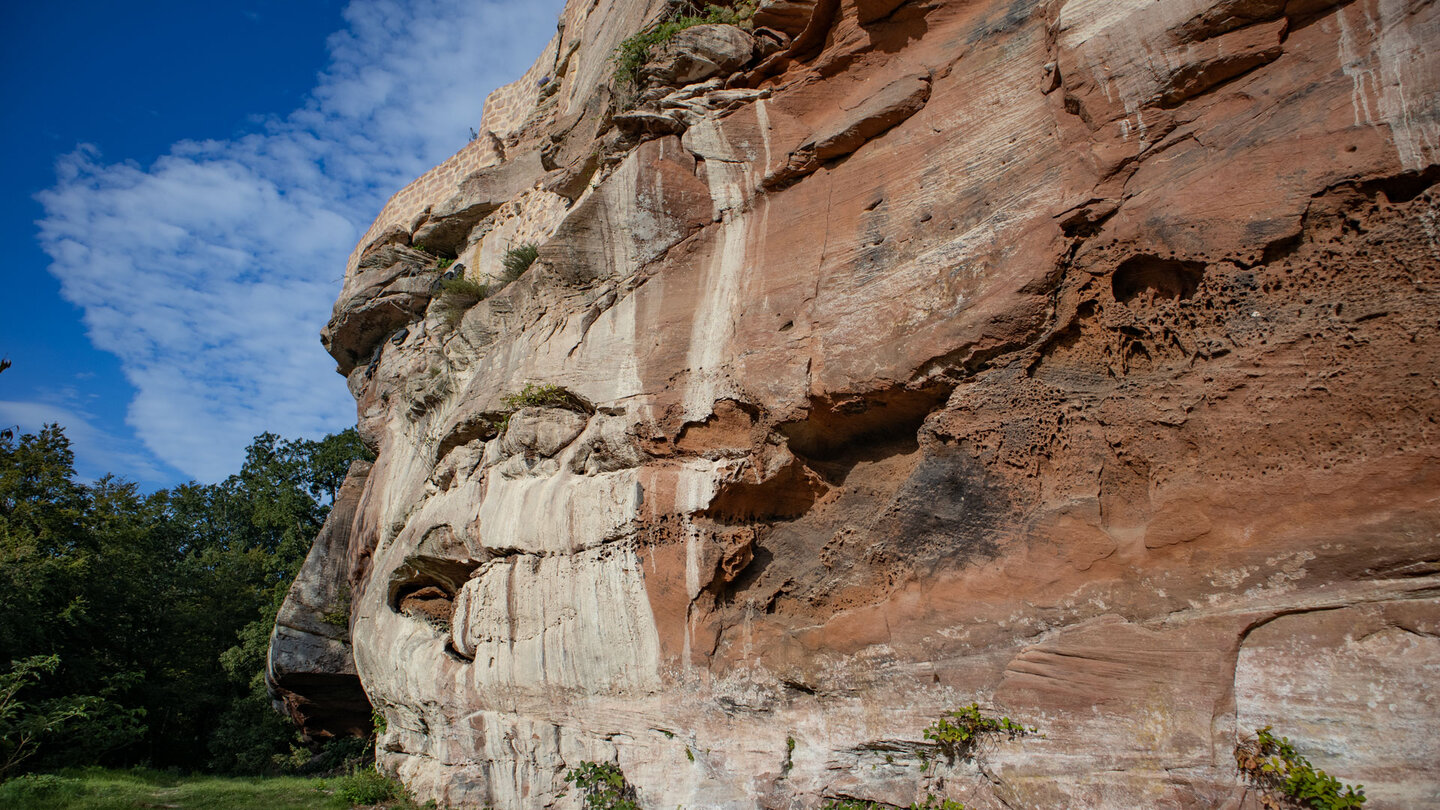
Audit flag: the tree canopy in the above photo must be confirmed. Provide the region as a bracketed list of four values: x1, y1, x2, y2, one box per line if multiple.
[0, 423, 372, 776]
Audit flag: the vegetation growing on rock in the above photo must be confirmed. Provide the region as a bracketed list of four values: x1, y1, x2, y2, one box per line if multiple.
[612, 1, 756, 88]
[1236, 727, 1367, 810]
[500, 382, 587, 413]
[434, 277, 490, 327]
[564, 760, 640, 810]
[920, 704, 1039, 764]
[500, 242, 540, 283]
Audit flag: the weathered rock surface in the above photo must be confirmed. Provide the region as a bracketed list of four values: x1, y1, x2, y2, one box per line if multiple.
[322, 245, 439, 375]
[645, 24, 756, 86]
[277, 0, 1440, 807]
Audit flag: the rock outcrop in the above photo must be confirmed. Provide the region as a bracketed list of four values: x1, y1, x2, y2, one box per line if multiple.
[267, 459, 373, 739]
[275, 0, 1440, 807]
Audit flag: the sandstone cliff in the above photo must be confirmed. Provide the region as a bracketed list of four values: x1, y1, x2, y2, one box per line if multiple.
[270, 0, 1440, 807]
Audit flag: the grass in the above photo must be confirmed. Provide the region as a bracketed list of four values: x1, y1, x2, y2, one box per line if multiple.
[501, 382, 586, 412]
[433, 277, 491, 328]
[484, 383, 589, 436]
[500, 244, 540, 283]
[0, 767, 431, 810]
[431, 243, 540, 329]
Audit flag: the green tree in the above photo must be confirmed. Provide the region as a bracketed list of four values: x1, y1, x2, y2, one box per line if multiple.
[0, 655, 94, 779]
[0, 424, 371, 775]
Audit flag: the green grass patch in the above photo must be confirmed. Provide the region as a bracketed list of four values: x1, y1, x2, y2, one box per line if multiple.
[484, 383, 589, 436]
[0, 767, 430, 810]
[432, 241, 542, 330]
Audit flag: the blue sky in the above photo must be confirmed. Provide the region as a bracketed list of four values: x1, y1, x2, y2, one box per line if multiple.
[1, 0, 566, 488]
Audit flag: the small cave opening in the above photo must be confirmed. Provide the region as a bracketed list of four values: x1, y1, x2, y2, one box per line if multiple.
[778, 385, 951, 461]
[386, 540, 482, 635]
[1111, 255, 1204, 303]
[702, 461, 828, 523]
[270, 672, 374, 741]
[397, 584, 456, 629]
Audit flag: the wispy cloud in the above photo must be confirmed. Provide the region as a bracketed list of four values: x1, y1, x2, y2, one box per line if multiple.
[36, 0, 565, 482]
[0, 398, 171, 485]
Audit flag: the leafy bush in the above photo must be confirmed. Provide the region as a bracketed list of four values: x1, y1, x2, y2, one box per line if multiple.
[1236, 727, 1366, 810]
[436, 257, 454, 270]
[612, 2, 757, 88]
[915, 703, 1042, 766]
[920, 704, 1038, 765]
[0, 656, 98, 779]
[500, 243, 540, 283]
[0, 773, 83, 805]
[282, 733, 374, 777]
[563, 761, 639, 810]
[331, 767, 404, 805]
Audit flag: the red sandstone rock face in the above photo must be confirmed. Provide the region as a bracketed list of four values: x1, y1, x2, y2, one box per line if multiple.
[275, 0, 1440, 807]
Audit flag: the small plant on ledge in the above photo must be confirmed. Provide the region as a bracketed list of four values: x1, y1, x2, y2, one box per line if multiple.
[501, 382, 587, 413]
[563, 760, 640, 810]
[1235, 726, 1366, 809]
[921, 703, 1039, 766]
[483, 383, 587, 436]
[611, 1, 758, 90]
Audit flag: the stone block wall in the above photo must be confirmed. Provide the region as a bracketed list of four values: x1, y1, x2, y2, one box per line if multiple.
[343, 33, 561, 278]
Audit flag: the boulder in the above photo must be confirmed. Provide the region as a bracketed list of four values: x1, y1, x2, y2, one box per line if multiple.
[321, 245, 435, 374]
[644, 24, 755, 86]
[498, 406, 589, 459]
[754, 0, 818, 36]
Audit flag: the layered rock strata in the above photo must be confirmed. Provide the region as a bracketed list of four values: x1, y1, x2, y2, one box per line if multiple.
[274, 0, 1440, 807]
[267, 460, 374, 739]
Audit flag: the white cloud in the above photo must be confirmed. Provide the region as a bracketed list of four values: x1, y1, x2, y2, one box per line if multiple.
[36, 0, 566, 482]
[0, 399, 171, 485]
